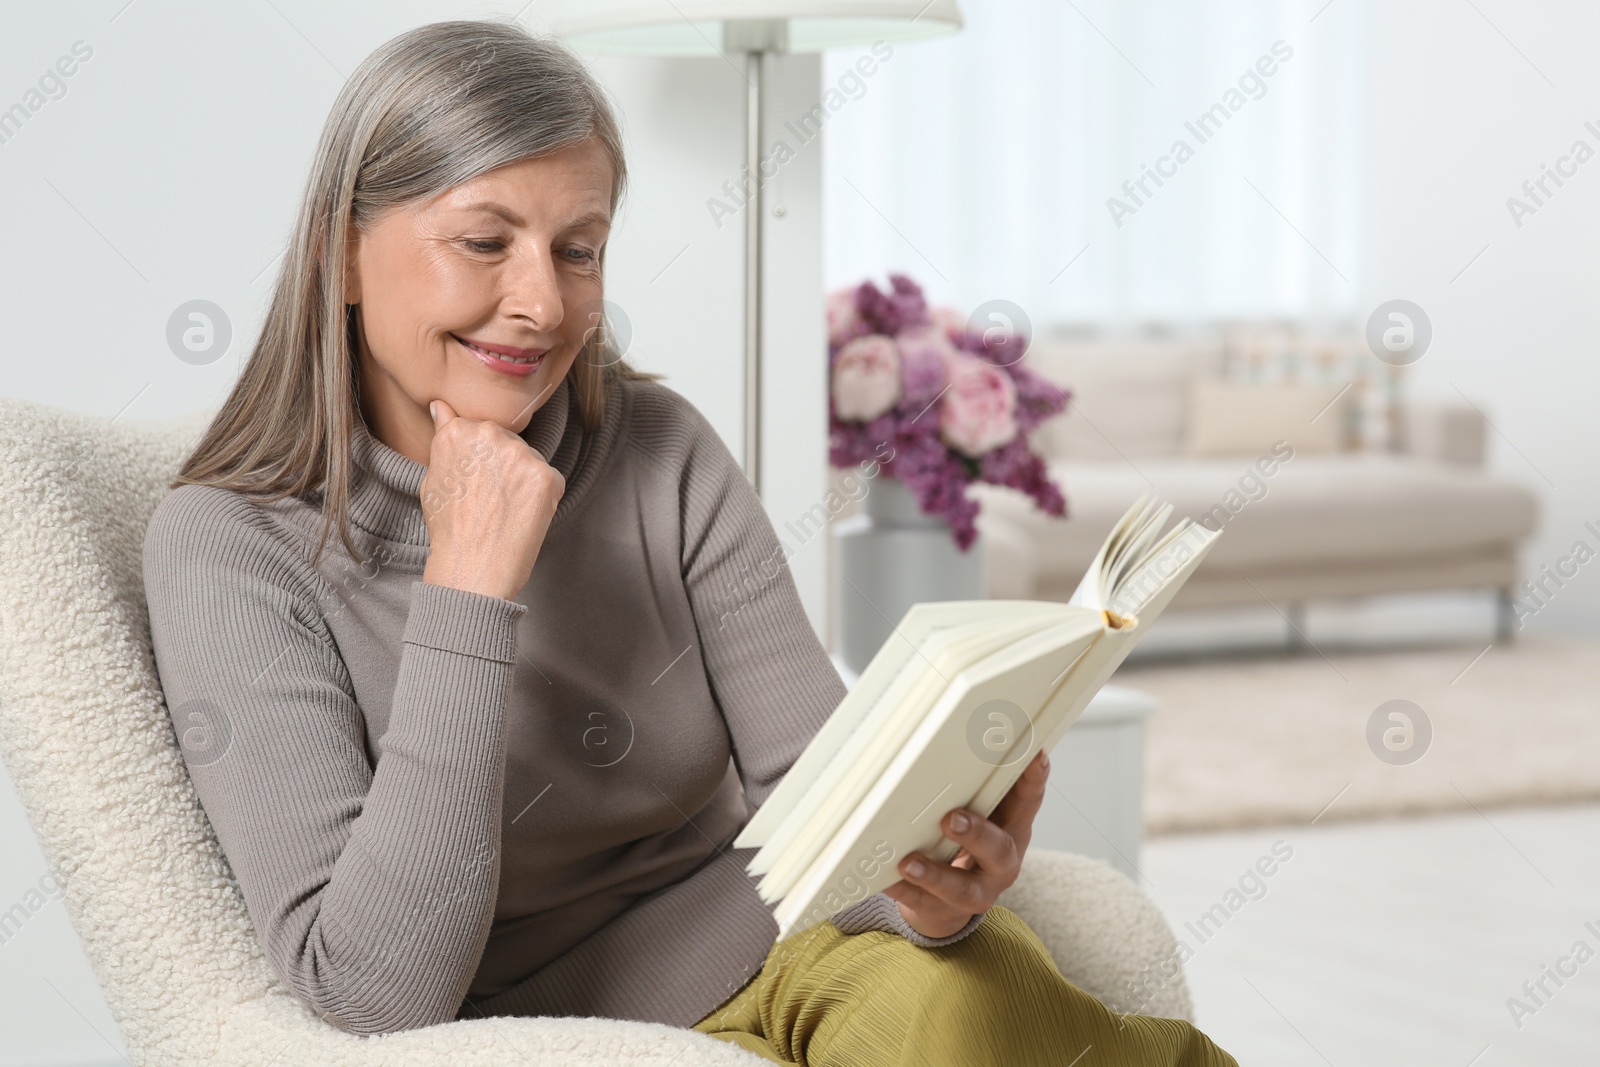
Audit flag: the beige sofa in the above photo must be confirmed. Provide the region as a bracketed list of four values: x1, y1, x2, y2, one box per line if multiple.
[965, 335, 1540, 634]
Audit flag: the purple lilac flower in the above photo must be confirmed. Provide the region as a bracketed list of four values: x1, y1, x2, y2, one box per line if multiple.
[827, 273, 1070, 551]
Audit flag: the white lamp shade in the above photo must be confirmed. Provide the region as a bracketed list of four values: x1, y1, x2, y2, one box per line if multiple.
[550, 0, 963, 55]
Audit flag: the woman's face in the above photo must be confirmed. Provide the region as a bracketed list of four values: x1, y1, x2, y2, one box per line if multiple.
[345, 136, 614, 464]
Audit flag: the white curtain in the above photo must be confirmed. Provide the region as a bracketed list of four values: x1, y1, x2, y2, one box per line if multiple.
[821, 0, 1366, 328]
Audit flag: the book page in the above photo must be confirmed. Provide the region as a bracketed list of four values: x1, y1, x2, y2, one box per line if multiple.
[1110, 519, 1220, 617]
[1067, 495, 1169, 610]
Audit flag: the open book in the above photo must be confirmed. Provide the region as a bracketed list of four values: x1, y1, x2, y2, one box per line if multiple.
[734, 495, 1222, 939]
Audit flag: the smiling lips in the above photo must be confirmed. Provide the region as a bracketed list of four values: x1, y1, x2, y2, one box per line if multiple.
[453, 333, 548, 377]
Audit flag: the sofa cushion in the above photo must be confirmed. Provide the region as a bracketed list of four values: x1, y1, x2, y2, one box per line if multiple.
[1023, 338, 1225, 462]
[1182, 381, 1349, 456]
[971, 454, 1539, 583]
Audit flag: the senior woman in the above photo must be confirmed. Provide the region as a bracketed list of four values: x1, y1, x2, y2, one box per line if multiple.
[141, 17, 1235, 1066]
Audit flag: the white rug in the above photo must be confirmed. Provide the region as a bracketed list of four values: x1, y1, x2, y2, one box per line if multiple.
[1121, 637, 1600, 835]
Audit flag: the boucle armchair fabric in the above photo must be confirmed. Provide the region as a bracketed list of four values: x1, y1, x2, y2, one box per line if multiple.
[0, 396, 1193, 1065]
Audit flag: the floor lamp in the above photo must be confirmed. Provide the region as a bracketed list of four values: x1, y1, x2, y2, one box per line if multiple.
[551, 1, 963, 496]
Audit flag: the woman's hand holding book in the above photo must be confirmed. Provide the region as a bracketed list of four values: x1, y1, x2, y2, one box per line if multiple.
[881, 749, 1050, 939]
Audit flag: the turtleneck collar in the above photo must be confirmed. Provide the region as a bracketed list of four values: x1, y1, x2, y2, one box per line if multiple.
[347, 376, 578, 546]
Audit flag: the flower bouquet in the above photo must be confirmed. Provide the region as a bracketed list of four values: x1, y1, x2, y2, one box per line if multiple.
[827, 273, 1070, 551]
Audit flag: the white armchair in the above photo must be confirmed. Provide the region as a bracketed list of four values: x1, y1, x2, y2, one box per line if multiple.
[0, 396, 1195, 1066]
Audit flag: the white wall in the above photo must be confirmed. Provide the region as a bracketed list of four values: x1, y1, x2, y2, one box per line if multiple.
[0, 4, 824, 1063]
[1354, 0, 1600, 632]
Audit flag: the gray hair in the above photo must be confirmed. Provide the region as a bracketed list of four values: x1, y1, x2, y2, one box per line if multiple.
[173, 16, 657, 570]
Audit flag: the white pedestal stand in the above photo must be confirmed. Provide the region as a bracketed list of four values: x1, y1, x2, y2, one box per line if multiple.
[831, 477, 984, 679]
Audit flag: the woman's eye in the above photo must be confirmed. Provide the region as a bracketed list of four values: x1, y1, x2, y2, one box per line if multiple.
[464, 239, 504, 253]
[566, 247, 597, 263]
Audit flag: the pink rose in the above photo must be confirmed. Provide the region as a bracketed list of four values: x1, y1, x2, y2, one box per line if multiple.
[929, 304, 968, 343]
[895, 322, 963, 366]
[940, 354, 1018, 457]
[832, 334, 902, 421]
[826, 288, 864, 348]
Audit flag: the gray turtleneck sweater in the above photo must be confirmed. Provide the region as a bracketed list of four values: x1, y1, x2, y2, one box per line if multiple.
[141, 374, 984, 1036]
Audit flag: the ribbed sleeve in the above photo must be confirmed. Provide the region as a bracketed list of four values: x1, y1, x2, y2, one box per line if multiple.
[665, 394, 987, 949]
[829, 887, 986, 946]
[142, 486, 528, 1035]
[403, 579, 527, 662]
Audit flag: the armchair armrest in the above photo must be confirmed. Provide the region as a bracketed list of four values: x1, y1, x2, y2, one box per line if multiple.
[1396, 402, 1487, 467]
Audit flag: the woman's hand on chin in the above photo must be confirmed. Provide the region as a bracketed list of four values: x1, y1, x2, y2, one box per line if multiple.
[880, 748, 1050, 939]
[418, 397, 565, 602]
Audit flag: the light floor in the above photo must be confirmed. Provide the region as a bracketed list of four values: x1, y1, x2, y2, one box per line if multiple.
[1142, 803, 1600, 1066]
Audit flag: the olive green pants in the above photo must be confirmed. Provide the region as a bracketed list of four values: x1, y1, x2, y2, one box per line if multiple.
[691, 904, 1237, 1066]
